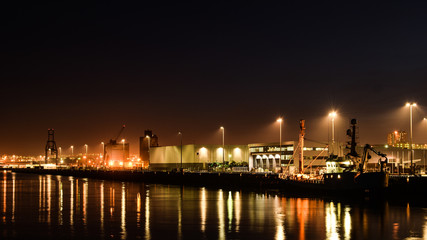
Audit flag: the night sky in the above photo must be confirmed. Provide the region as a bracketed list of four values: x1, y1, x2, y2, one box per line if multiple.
[1, 1, 427, 155]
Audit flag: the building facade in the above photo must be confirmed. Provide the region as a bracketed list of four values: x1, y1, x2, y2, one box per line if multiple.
[148, 141, 330, 173]
[148, 144, 249, 171]
[104, 140, 129, 168]
[248, 141, 329, 173]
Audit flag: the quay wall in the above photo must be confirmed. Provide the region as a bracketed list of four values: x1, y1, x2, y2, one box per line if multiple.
[10, 168, 282, 189]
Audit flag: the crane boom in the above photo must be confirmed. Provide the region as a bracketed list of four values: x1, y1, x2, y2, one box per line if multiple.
[114, 125, 126, 141]
[359, 144, 388, 173]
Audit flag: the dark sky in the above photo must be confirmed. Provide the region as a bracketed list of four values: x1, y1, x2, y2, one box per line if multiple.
[1, 1, 427, 155]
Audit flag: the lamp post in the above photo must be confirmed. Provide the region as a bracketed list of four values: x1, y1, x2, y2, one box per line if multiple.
[178, 132, 183, 172]
[71, 145, 74, 156]
[220, 126, 225, 169]
[424, 118, 427, 173]
[406, 102, 417, 174]
[101, 142, 105, 167]
[84, 144, 88, 155]
[58, 147, 62, 165]
[277, 118, 283, 168]
[328, 111, 337, 154]
[145, 135, 150, 167]
[121, 139, 125, 169]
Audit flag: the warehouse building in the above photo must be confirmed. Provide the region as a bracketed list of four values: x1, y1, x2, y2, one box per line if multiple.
[146, 140, 329, 173]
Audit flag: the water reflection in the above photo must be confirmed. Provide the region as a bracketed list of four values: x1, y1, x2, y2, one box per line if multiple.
[200, 187, 207, 233]
[234, 191, 241, 232]
[145, 188, 150, 240]
[58, 175, 63, 226]
[274, 196, 285, 240]
[1, 172, 427, 239]
[218, 189, 225, 240]
[178, 186, 182, 240]
[121, 182, 126, 239]
[100, 182, 104, 238]
[2, 171, 6, 223]
[70, 176, 74, 228]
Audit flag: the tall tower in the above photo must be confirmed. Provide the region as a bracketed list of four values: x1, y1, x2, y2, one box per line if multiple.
[45, 129, 58, 164]
[140, 129, 158, 169]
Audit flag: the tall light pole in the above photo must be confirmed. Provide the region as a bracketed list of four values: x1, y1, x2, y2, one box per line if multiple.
[329, 111, 337, 154]
[84, 144, 88, 155]
[424, 118, 427, 173]
[406, 102, 417, 174]
[178, 132, 183, 172]
[101, 142, 105, 167]
[146, 135, 150, 167]
[122, 139, 126, 169]
[58, 147, 62, 165]
[277, 118, 283, 168]
[220, 126, 225, 169]
[71, 145, 74, 156]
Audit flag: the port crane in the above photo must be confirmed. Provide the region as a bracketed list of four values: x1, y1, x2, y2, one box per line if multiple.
[109, 125, 126, 144]
[345, 119, 388, 173]
[360, 144, 388, 173]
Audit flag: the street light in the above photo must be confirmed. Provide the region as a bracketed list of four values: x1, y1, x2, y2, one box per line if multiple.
[277, 118, 283, 168]
[406, 102, 417, 174]
[145, 135, 150, 167]
[101, 142, 105, 167]
[178, 132, 183, 172]
[71, 145, 74, 156]
[220, 126, 225, 169]
[328, 111, 337, 154]
[84, 144, 88, 155]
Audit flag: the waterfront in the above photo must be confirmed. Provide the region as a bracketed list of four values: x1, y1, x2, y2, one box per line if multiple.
[1, 171, 427, 239]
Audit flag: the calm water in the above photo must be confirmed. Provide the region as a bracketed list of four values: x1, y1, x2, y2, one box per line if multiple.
[1, 171, 427, 239]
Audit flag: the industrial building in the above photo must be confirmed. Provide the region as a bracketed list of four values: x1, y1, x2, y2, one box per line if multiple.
[140, 129, 159, 168]
[148, 144, 249, 171]
[144, 138, 330, 173]
[371, 145, 427, 174]
[104, 140, 129, 168]
[248, 141, 329, 173]
[104, 125, 130, 168]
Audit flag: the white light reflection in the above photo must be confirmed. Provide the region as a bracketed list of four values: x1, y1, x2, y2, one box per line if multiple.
[234, 191, 241, 232]
[274, 196, 285, 240]
[343, 206, 351, 240]
[325, 201, 339, 240]
[227, 191, 233, 231]
[200, 188, 207, 232]
[121, 183, 127, 240]
[145, 189, 151, 240]
[218, 189, 225, 240]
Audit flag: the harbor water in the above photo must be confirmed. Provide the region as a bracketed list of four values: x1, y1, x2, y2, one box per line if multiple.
[1, 171, 427, 239]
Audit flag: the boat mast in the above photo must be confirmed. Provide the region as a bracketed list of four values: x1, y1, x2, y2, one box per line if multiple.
[299, 120, 305, 174]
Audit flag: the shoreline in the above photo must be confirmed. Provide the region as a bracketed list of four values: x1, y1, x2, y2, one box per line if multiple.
[7, 168, 427, 204]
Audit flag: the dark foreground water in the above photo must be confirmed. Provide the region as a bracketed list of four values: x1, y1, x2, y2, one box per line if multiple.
[1, 171, 427, 239]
